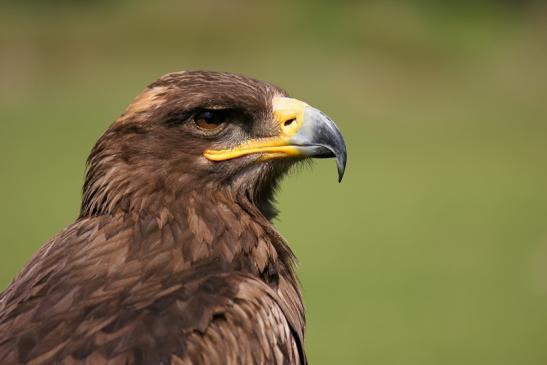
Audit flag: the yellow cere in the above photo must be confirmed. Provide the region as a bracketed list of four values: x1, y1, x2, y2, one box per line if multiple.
[203, 97, 309, 162]
[271, 97, 309, 138]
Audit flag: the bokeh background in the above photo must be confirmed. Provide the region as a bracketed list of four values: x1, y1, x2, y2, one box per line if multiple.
[1, 1, 547, 364]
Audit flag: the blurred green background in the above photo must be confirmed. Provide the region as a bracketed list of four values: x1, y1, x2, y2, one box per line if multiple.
[1, 1, 547, 364]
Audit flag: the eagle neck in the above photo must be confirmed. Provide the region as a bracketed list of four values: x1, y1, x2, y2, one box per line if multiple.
[79, 149, 300, 293]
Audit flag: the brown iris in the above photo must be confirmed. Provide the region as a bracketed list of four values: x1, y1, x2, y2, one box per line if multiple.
[194, 110, 226, 131]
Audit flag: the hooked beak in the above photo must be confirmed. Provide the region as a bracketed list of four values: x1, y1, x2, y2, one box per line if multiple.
[204, 97, 347, 182]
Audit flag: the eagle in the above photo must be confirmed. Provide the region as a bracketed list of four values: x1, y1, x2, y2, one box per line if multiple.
[0, 71, 347, 365]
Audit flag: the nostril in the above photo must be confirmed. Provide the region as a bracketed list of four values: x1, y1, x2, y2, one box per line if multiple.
[284, 118, 296, 128]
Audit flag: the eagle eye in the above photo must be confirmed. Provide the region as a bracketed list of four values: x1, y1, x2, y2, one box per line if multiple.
[194, 110, 226, 131]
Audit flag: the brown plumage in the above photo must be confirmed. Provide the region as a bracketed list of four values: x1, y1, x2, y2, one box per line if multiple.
[0, 71, 346, 365]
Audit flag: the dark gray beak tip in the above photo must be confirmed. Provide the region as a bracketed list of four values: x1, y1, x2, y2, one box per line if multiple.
[337, 152, 347, 183]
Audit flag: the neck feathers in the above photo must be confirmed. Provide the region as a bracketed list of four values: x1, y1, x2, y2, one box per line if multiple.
[79, 136, 298, 288]
[81, 156, 298, 290]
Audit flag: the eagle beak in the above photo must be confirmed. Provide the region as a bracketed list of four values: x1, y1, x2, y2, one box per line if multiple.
[204, 97, 347, 182]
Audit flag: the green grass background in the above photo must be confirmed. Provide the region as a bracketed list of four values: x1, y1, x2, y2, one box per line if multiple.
[1, 1, 547, 364]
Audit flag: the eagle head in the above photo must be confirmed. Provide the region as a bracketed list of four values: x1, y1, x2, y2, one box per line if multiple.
[81, 71, 347, 220]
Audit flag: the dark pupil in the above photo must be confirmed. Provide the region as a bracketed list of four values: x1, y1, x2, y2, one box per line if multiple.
[203, 111, 216, 122]
[195, 110, 225, 130]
